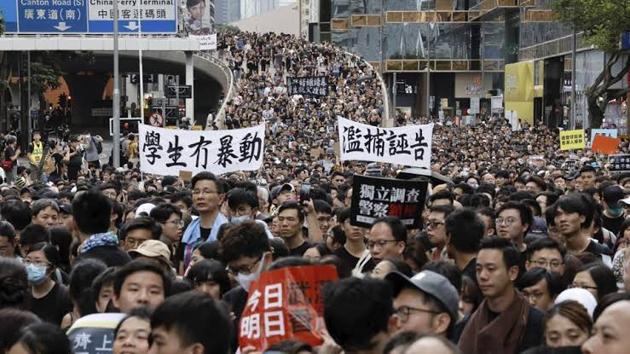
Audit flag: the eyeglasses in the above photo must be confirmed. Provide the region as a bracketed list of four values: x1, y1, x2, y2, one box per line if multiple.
[166, 219, 185, 227]
[496, 217, 518, 226]
[570, 283, 598, 291]
[125, 237, 147, 248]
[227, 255, 263, 275]
[426, 220, 445, 229]
[367, 239, 398, 249]
[530, 258, 563, 269]
[394, 305, 440, 323]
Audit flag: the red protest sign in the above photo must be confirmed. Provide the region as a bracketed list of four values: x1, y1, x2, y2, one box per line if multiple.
[238, 265, 339, 351]
[592, 134, 620, 155]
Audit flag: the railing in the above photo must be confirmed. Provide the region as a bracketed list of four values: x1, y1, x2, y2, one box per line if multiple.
[197, 52, 234, 130]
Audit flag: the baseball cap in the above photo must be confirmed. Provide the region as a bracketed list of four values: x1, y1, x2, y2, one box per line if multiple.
[271, 183, 294, 200]
[602, 185, 624, 209]
[129, 240, 172, 266]
[386, 270, 459, 322]
[135, 203, 156, 217]
[59, 203, 72, 214]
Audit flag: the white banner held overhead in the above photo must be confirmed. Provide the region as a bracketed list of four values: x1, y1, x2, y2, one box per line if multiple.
[138, 123, 265, 176]
[193, 33, 217, 51]
[337, 117, 433, 168]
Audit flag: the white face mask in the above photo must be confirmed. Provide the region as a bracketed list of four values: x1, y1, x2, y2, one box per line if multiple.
[235, 255, 266, 291]
[231, 215, 252, 225]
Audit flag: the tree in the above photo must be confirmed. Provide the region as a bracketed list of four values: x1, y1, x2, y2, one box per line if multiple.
[552, 0, 630, 127]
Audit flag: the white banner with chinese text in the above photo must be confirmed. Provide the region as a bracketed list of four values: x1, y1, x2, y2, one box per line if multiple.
[337, 117, 433, 169]
[138, 123, 265, 176]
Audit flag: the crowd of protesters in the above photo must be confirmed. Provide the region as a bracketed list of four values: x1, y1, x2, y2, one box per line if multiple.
[2, 30, 630, 354]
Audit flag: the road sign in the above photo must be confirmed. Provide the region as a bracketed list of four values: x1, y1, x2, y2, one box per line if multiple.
[148, 112, 164, 127]
[165, 85, 192, 99]
[2, 0, 177, 34]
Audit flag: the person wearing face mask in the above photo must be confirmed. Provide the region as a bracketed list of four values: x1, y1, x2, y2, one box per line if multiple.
[24, 242, 72, 325]
[219, 221, 273, 326]
[227, 188, 274, 238]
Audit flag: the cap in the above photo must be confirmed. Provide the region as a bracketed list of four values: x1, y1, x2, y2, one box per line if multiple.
[386, 271, 459, 322]
[135, 203, 156, 217]
[271, 183, 294, 200]
[59, 203, 72, 214]
[129, 240, 172, 266]
[554, 288, 597, 317]
[602, 185, 624, 208]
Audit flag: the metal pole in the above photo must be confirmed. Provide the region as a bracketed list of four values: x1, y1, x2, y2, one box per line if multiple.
[426, 22, 432, 118]
[571, 28, 577, 128]
[113, 0, 121, 168]
[27, 51, 31, 143]
[138, 0, 144, 121]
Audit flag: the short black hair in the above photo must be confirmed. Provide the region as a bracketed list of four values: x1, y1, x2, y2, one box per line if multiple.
[219, 221, 270, 263]
[1, 200, 31, 231]
[429, 190, 455, 204]
[0, 221, 16, 242]
[323, 278, 393, 351]
[12, 323, 71, 354]
[579, 263, 618, 300]
[150, 203, 182, 224]
[170, 192, 193, 208]
[151, 291, 231, 354]
[313, 199, 332, 215]
[527, 237, 566, 261]
[194, 241, 220, 260]
[479, 236, 521, 270]
[277, 201, 305, 223]
[372, 216, 407, 243]
[428, 204, 455, 218]
[113, 260, 171, 297]
[19, 225, 50, 247]
[68, 259, 107, 316]
[191, 172, 224, 194]
[517, 268, 565, 298]
[185, 259, 231, 297]
[0, 309, 40, 352]
[422, 261, 462, 292]
[497, 201, 533, 230]
[227, 188, 259, 210]
[580, 165, 596, 175]
[336, 207, 352, 224]
[72, 189, 112, 235]
[555, 193, 595, 228]
[445, 208, 484, 253]
[0, 258, 28, 309]
[30, 199, 59, 217]
[120, 216, 162, 241]
[114, 307, 152, 337]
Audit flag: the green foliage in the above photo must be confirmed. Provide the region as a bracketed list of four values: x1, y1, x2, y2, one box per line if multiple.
[552, 0, 630, 52]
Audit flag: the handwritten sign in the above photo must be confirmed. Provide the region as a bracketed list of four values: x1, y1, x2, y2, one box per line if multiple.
[560, 129, 585, 151]
[138, 123, 265, 176]
[287, 76, 328, 97]
[592, 135, 620, 155]
[338, 117, 433, 169]
[239, 265, 339, 351]
[351, 175, 428, 229]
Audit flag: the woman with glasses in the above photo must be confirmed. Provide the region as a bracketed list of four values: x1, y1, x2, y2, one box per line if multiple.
[571, 264, 617, 301]
[24, 242, 72, 325]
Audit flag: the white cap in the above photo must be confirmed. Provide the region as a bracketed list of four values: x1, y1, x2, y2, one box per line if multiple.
[135, 203, 156, 217]
[554, 288, 598, 318]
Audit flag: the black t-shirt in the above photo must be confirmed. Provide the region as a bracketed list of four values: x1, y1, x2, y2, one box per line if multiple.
[602, 213, 625, 236]
[29, 282, 73, 325]
[200, 227, 212, 242]
[333, 246, 374, 276]
[462, 257, 477, 284]
[289, 241, 311, 257]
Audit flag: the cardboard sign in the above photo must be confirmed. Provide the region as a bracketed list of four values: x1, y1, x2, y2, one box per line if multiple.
[592, 134, 620, 155]
[179, 170, 193, 182]
[239, 265, 339, 351]
[608, 154, 630, 173]
[559, 129, 585, 151]
[351, 175, 428, 229]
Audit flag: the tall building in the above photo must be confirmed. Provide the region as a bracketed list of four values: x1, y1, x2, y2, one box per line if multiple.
[215, 0, 241, 24]
[309, 0, 619, 129]
[240, 0, 281, 20]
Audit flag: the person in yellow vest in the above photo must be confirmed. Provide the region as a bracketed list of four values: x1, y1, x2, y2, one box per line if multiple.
[27, 131, 44, 181]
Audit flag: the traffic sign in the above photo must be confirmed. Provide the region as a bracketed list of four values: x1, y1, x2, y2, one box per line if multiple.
[165, 85, 192, 99]
[148, 112, 164, 127]
[1, 0, 177, 34]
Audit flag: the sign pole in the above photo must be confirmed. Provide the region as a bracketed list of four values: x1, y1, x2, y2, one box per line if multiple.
[138, 0, 144, 123]
[113, 0, 121, 168]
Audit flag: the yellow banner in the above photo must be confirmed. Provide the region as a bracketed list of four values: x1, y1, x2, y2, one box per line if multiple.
[560, 129, 586, 150]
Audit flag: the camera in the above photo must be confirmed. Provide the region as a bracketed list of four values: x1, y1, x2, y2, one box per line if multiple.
[299, 184, 312, 202]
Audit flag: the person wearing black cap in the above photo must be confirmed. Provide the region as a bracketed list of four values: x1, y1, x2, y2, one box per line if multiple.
[270, 183, 296, 213]
[386, 270, 459, 341]
[601, 185, 625, 235]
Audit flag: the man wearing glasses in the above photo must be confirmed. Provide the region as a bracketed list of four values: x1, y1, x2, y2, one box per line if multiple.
[426, 205, 455, 261]
[367, 216, 407, 265]
[495, 201, 533, 275]
[525, 238, 566, 276]
[386, 270, 459, 340]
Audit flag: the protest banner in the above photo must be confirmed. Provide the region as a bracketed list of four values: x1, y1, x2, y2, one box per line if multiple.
[590, 128, 618, 142]
[608, 154, 630, 173]
[138, 123, 265, 176]
[192, 33, 217, 51]
[351, 175, 428, 229]
[338, 117, 433, 169]
[67, 313, 126, 354]
[239, 265, 339, 351]
[287, 76, 328, 97]
[592, 134, 620, 155]
[559, 129, 585, 151]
